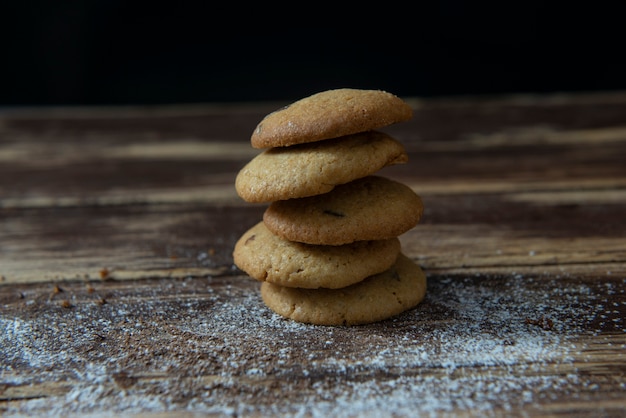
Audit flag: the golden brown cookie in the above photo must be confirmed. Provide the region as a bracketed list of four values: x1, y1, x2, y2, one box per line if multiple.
[235, 131, 408, 203]
[260, 253, 427, 326]
[263, 175, 424, 245]
[233, 221, 401, 289]
[251, 88, 413, 148]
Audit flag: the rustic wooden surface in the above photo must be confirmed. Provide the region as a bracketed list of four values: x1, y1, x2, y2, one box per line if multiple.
[1, 92, 625, 417]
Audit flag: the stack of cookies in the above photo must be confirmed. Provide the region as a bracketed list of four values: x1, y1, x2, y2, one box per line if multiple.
[233, 88, 426, 326]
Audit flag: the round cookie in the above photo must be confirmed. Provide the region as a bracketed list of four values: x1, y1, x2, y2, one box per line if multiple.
[263, 175, 424, 245]
[233, 221, 401, 289]
[260, 253, 427, 326]
[251, 88, 413, 149]
[235, 131, 408, 203]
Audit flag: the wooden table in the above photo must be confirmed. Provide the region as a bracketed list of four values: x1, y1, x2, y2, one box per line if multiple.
[1, 91, 625, 417]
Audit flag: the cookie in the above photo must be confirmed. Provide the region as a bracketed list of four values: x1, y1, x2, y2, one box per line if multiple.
[235, 131, 408, 203]
[233, 221, 401, 289]
[251, 88, 413, 148]
[260, 253, 427, 326]
[263, 175, 424, 245]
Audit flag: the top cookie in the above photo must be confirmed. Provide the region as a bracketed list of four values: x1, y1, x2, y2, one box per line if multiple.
[251, 88, 413, 148]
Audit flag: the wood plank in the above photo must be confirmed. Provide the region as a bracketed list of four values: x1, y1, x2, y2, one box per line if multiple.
[1, 91, 626, 417]
[1, 273, 624, 416]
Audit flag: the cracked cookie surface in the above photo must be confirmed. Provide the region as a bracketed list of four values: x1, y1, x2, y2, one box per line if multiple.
[233, 221, 401, 289]
[235, 131, 408, 203]
[263, 175, 424, 245]
[251, 88, 413, 148]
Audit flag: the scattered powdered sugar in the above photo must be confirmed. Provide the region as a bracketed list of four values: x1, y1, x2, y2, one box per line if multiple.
[1, 272, 623, 417]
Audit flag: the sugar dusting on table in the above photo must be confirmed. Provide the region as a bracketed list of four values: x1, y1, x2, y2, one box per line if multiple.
[1, 271, 623, 417]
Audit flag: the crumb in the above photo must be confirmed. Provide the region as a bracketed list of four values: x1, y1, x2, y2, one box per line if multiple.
[86, 284, 95, 293]
[96, 297, 107, 305]
[100, 268, 111, 280]
[60, 300, 73, 309]
[208, 248, 216, 256]
[525, 316, 554, 330]
[49, 284, 64, 301]
[112, 371, 137, 389]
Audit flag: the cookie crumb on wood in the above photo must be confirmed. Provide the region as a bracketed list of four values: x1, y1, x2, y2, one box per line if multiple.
[100, 268, 111, 280]
[525, 316, 554, 330]
[60, 300, 73, 309]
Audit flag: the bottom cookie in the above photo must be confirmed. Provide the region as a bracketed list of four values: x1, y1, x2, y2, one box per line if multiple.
[260, 253, 427, 326]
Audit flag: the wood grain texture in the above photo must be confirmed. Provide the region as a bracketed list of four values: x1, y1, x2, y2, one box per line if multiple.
[1, 92, 625, 417]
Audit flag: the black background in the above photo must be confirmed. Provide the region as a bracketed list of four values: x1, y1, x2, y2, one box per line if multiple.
[3, 2, 625, 106]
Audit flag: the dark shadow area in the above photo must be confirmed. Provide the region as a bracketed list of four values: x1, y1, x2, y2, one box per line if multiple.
[3, 2, 625, 106]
